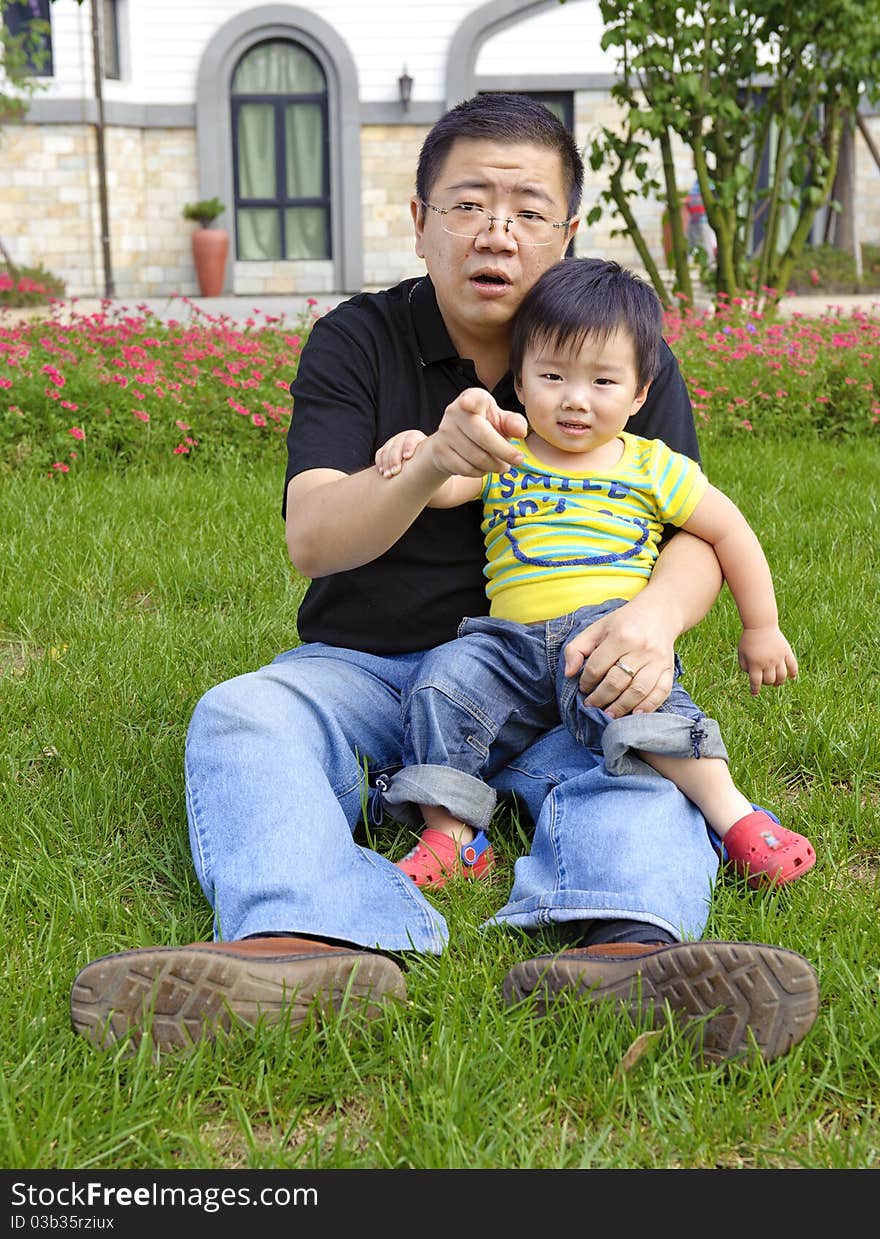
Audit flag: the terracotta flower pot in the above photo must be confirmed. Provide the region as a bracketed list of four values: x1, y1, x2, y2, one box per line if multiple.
[191, 227, 229, 297]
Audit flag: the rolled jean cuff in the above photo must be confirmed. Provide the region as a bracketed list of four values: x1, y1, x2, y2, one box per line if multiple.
[602, 713, 728, 775]
[381, 764, 497, 833]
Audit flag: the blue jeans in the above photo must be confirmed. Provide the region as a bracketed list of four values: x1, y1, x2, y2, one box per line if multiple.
[184, 638, 720, 952]
[382, 601, 727, 837]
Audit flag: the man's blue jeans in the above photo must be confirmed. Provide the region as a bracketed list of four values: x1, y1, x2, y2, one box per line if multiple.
[381, 601, 727, 837]
[184, 639, 720, 953]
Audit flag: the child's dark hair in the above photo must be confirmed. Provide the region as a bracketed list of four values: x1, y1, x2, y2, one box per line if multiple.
[509, 258, 664, 391]
[416, 93, 584, 218]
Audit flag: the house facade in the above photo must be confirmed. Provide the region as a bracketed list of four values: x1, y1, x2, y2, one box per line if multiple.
[3, 0, 879, 300]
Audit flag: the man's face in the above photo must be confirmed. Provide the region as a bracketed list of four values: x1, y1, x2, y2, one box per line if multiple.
[411, 138, 579, 351]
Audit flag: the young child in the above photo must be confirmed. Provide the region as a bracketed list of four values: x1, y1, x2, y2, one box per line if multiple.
[374, 258, 815, 891]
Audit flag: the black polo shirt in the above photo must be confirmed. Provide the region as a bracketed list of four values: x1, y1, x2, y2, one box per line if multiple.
[284, 276, 700, 654]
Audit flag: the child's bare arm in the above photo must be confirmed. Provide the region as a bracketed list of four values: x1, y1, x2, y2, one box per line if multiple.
[682, 484, 798, 695]
[375, 430, 428, 478]
[375, 430, 482, 507]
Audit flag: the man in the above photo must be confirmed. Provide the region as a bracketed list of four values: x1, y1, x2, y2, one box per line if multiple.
[71, 94, 818, 1064]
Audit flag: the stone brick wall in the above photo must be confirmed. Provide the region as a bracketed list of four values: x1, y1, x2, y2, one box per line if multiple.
[0, 124, 199, 299]
[2, 125, 101, 295]
[360, 123, 427, 290]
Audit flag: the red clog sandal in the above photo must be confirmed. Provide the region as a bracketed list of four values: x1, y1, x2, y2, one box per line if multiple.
[724, 809, 816, 888]
[396, 828, 494, 890]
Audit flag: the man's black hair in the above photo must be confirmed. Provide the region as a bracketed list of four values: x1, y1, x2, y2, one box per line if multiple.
[509, 258, 664, 391]
[416, 92, 584, 218]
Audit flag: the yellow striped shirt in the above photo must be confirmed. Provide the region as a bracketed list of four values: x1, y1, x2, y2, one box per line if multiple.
[480, 432, 707, 623]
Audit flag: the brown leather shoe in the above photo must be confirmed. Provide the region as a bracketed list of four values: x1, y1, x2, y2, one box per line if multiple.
[502, 940, 819, 1063]
[71, 936, 407, 1053]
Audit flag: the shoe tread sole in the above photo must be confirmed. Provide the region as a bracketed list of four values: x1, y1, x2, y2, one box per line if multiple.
[70, 947, 406, 1053]
[502, 941, 819, 1063]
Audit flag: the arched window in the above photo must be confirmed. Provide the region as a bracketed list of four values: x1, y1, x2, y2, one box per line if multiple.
[231, 40, 330, 261]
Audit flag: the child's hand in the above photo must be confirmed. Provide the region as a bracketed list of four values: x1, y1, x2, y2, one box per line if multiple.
[737, 626, 799, 695]
[375, 430, 427, 478]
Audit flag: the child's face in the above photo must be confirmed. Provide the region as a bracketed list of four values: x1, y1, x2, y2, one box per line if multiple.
[514, 327, 649, 459]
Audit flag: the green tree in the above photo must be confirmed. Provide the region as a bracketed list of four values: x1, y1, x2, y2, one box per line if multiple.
[0, 0, 52, 275]
[580, 0, 880, 310]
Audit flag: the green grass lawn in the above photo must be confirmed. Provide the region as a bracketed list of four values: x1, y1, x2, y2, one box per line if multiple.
[1, 438, 878, 1170]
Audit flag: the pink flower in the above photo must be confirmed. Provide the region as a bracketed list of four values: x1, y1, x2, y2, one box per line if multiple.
[251, 413, 266, 427]
[68, 426, 85, 440]
[173, 444, 190, 455]
[175, 420, 190, 432]
[52, 462, 70, 472]
[132, 409, 150, 422]
[0, 377, 12, 389]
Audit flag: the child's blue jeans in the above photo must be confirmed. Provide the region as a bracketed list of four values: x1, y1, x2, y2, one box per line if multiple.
[380, 598, 727, 834]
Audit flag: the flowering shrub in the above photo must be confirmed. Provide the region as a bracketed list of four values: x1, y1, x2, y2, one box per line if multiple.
[0, 264, 67, 307]
[0, 296, 322, 472]
[664, 295, 880, 439]
[1, 292, 877, 476]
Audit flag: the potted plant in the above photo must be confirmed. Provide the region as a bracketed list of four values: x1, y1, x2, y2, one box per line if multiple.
[182, 197, 228, 297]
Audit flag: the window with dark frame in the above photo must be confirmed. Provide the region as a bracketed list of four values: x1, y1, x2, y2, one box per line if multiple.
[2, 0, 53, 77]
[231, 39, 331, 262]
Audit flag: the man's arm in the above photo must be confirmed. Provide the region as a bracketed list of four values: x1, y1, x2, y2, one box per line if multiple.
[286, 462, 448, 579]
[287, 388, 525, 578]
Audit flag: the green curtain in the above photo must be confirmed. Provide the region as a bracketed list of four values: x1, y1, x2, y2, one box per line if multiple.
[232, 40, 324, 94]
[285, 103, 325, 258]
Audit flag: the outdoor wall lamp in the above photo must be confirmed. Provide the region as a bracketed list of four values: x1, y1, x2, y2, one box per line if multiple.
[398, 66, 413, 111]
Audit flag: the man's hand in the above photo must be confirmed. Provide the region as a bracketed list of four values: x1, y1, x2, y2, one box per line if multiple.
[427, 388, 527, 478]
[738, 626, 798, 695]
[562, 594, 679, 718]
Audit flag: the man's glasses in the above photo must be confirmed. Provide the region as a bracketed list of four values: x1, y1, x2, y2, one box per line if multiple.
[421, 201, 572, 247]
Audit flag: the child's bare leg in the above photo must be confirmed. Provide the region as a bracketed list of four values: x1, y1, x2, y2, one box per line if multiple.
[637, 753, 752, 838]
[395, 804, 490, 890]
[420, 804, 475, 847]
[639, 751, 816, 887]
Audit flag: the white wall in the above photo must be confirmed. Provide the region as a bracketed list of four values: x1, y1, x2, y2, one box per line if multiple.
[477, 0, 612, 74]
[42, 0, 615, 105]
